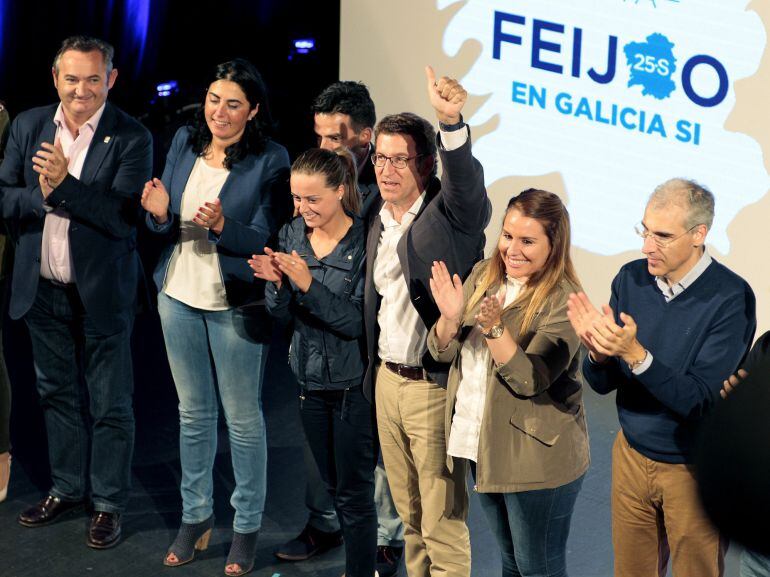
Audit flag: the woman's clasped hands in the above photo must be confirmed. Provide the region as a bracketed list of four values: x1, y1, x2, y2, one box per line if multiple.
[249, 248, 312, 292]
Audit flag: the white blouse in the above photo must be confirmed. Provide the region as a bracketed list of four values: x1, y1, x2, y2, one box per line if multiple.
[447, 276, 525, 462]
[163, 157, 230, 310]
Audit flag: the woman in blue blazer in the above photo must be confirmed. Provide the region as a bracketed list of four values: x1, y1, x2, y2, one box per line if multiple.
[141, 59, 289, 576]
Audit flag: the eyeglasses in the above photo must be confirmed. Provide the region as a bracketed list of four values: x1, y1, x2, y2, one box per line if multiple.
[633, 222, 702, 248]
[370, 153, 423, 169]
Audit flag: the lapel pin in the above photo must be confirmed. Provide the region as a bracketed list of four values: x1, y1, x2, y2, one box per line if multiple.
[104, 136, 111, 143]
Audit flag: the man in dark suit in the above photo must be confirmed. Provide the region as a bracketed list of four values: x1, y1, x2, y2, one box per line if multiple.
[0, 35, 152, 549]
[363, 67, 491, 577]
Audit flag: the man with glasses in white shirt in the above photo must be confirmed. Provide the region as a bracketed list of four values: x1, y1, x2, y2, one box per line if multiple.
[362, 67, 491, 577]
[567, 178, 756, 577]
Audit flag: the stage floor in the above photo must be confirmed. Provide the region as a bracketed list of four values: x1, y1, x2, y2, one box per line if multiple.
[0, 314, 742, 577]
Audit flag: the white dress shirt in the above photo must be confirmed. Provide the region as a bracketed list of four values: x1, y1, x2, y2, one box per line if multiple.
[373, 125, 470, 366]
[374, 194, 426, 365]
[447, 276, 524, 461]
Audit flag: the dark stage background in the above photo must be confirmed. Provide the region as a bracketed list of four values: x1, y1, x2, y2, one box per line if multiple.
[0, 0, 341, 160]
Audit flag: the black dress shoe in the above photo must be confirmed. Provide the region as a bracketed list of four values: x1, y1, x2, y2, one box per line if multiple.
[274, 524, 343, 561]
[376, 545, 404, 577]
[18, 494, 86, 527]
[87, 511, 121, 549]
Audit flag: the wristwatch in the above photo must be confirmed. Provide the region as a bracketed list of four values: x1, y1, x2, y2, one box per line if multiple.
[626, 350, 649, 371]
[439, 114, 465, 132]
[480, 323, 504, 339]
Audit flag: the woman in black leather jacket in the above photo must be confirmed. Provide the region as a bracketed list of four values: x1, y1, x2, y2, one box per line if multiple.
[250, 147, 375, 577]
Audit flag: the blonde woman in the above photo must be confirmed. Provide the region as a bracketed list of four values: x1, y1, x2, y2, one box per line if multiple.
[428, 189, 590, 577]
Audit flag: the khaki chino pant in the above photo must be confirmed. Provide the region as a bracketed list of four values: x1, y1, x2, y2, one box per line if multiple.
[612, 430, 726, 577]
[375, 364, 470, 577]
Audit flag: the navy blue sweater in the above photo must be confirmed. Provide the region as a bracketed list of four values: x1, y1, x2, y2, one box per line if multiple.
[582, 258, 755, 463]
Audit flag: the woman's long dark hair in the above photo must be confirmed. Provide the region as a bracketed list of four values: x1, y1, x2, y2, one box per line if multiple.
[188, 58, 274, 169]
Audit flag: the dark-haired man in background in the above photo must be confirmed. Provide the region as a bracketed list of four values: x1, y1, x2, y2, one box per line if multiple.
[0, 35, 152, 549]
[312, 81, 380, 221]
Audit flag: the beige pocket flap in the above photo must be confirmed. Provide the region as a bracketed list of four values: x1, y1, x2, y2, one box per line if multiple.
[509, 414, 560, 446]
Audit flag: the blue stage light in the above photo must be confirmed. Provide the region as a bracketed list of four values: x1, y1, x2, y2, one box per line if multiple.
[156, 81, 178, 98]
[294, 38, 315, 53]
[125, 0, 150, 70]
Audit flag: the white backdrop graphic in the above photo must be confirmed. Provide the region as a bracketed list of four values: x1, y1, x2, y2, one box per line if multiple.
[440, 0, 769, 255]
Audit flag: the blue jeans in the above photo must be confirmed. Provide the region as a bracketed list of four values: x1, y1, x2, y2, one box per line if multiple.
[742, 549, 770, 577]
[158, 293, 269, 533]
[25, 279, 135, 513]
[374, 461, 405, 546]
[474, 467, 584, 577]
[301, 386, 377, 577]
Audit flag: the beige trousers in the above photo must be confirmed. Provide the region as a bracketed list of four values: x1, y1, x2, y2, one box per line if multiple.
[375, 364, 470, 577]
[612, 430, 726, 577]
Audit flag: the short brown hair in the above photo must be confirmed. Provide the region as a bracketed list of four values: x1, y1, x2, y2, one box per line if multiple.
[375, 112, 437, 178]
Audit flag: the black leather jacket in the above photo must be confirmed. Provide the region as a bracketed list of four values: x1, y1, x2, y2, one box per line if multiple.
[265, 214, 366, 391]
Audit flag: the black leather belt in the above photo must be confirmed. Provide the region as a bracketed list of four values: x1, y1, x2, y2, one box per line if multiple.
[385, 362, 427, 381]
[40, 277, 76, 289]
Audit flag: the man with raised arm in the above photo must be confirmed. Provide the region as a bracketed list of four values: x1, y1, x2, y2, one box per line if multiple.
[362, 67, 491, 577]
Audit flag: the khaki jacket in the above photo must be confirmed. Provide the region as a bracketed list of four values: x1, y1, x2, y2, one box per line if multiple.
[427, 259, 590, 493]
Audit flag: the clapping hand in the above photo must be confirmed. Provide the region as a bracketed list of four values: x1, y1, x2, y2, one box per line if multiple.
[39, 174, 53, 198]
[429, 261, 464, 326]
[141, 178, 170, 224]
[32, 139, 69, 191]
[269, 249, 313, 293]
[567, 292, 646, 366]
[193, 198, 224, 235]
[249, 247, 283, 286]
[476, 295, 503, 333]
[567, 292, 613, 362]
[590, 310, 641, 361]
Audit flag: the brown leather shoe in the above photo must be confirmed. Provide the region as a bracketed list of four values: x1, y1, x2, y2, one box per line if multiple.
[87, 511, 122, 549]
[18, 494, 86, 527]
